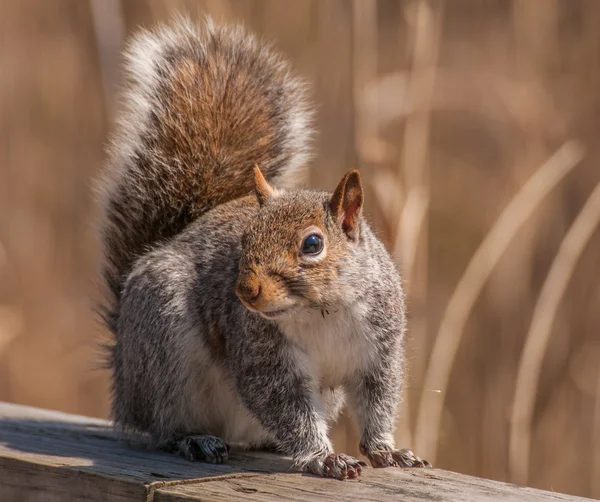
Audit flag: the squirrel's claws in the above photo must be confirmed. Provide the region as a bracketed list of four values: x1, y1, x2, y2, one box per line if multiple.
[306, 453, 366, 480]
[177, 435, 230, 464]
[367, 448, 432, 469]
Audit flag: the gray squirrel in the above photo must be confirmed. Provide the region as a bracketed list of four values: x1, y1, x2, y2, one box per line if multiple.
[98, 17, 430, 479]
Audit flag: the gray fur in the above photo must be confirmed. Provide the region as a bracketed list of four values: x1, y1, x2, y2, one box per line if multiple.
[99, 19, 428, 479]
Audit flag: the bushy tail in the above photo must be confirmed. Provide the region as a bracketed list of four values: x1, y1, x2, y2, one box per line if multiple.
[97, 17, 313, 300]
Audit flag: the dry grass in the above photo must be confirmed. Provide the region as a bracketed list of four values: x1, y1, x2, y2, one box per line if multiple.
[594, 371, 600, 498]
[510, 181, 600, 485]
[415, 141, 585, 462]
[1, 0, 600, 497]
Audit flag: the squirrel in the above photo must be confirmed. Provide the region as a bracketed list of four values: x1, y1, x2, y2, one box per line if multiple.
[97, 17, 430, 480]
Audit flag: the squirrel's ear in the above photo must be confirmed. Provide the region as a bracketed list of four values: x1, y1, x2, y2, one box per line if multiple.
[329, 170, 364, 240]
[253, 165, 276, 206]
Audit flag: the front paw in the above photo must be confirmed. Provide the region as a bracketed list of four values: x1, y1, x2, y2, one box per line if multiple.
[367, 448, 431, 468]
[305, 453, 367, 480]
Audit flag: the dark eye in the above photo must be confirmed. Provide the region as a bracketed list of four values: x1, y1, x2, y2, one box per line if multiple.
[301, 234, 324, 255]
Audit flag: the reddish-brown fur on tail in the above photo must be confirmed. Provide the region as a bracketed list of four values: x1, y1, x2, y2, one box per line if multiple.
[98, 17, 313, 300]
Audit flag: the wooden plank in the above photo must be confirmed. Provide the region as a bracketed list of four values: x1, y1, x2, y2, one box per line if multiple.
[0, 402, 592, 501]
[155, 466, 592, 502]
[0, 402, 290, 501]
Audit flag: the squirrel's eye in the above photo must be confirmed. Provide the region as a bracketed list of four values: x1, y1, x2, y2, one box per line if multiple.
[301, 234, 323, 255]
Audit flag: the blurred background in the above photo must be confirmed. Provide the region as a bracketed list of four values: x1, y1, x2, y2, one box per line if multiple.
[1, 0, 600, 497]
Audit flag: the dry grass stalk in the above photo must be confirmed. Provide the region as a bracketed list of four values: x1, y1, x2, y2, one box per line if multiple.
[352, 0, 378, 157]
[0, 306, 22, 357]
[414, 140, 586, 462]
[509, 181, 600, 486]
[593, 368, 600, 498]
[89, 0, 125, 112]
[394, 0, 443, 286]
[392, 0, 444, 449]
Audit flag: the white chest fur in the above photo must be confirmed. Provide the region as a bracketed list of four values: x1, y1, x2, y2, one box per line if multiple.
[280, 301, 374, 388]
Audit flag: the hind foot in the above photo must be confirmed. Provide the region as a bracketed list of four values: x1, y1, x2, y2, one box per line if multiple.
[176, 435, 230, 464]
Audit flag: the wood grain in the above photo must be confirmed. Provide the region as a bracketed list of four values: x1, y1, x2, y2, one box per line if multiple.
[0, 402, 592, 501]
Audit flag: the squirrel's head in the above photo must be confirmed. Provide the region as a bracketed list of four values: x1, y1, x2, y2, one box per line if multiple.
[235, 167, 364, 321]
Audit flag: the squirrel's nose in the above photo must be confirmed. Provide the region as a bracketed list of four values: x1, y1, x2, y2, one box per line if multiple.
[235, 280, 262, 304]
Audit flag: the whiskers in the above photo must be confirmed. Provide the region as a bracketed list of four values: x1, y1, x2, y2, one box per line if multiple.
[315, 301, 339, 318]
[275, 272, 314, 301]
[269, 271, 341, 319]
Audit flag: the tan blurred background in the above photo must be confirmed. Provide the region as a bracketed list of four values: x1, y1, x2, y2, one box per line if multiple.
[1, 0, 600, 498]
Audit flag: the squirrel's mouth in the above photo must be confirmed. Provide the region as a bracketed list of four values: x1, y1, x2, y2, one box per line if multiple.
[238, 296, 299, 319]
[258, 306, 296, 319]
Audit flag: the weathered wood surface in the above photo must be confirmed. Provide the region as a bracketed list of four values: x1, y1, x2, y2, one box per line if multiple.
[0, 402, 592, 502]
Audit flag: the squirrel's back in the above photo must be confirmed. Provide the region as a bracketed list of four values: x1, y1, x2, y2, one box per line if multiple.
[98, 17, 313, 301]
